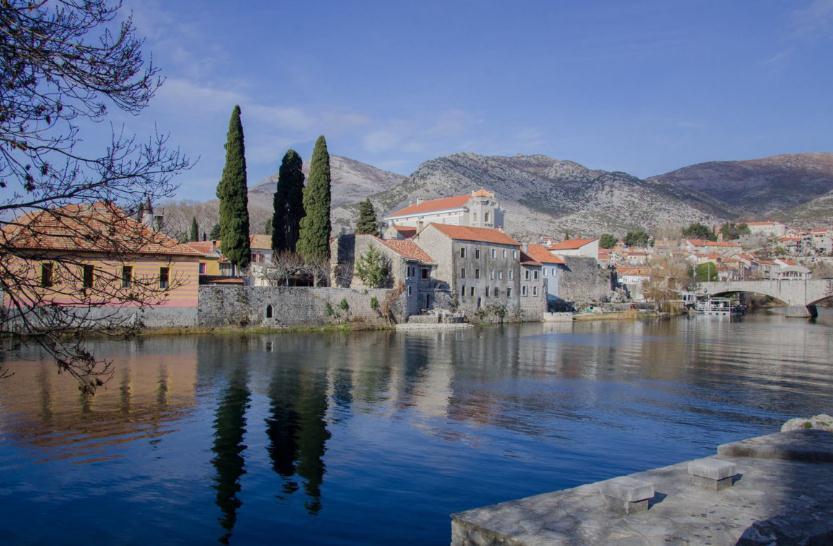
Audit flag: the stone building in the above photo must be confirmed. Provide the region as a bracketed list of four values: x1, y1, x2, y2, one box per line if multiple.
[525, 243, 569, 310]
[519, 251, 545, 320]
[383, 189, 505, 234]
[414, 223, 527, 314]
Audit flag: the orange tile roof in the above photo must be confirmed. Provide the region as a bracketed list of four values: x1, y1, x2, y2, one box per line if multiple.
[616, 266, 650, 276]
[186, 240, 219, 254]
[378, 238, 434, 264]
[546, 238, 597, 250]
[471, 188, 494, 197]
[387, 195, 472, 218]
[249, 234, 272, 250]
[519, 251, 542, 266]
[686, 239, 741, 248]
[525, 243, 566, 264]
[3, 202, 202, 257]
[426, 223, 521, 246]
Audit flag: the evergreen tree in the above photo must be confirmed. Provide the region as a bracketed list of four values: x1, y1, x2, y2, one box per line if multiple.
[599, 233, 617, 249]
[271, 149, 306, 252]
[216, 105, 251, 269]
[623, 228, 651, 247]
[355, 199, 379, 236]
[190, 217, 199, 242]
[681, 222, 717, 241]
[263, 218, 272, 235]
[210, 223, 221, 240]
[297, 136, 331, 262]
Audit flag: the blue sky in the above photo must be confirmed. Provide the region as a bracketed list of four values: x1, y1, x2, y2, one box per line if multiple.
[118, 0, 833, 200]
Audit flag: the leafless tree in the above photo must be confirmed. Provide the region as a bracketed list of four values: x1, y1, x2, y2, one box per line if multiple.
[0, 1, 190, 392]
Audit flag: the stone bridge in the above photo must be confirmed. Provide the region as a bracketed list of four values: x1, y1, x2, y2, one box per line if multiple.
[697, 279, 833, 317]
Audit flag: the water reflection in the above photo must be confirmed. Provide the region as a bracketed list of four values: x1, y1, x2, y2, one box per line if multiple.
[0, 314, 831, 545]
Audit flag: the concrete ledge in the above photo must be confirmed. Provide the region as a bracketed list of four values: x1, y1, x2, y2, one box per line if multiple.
[451, 431, 833, 545]
[718, 430, 833, 462]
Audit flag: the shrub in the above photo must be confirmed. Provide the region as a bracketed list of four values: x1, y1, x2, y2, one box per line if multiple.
[370, 296, 379, 310]
[339, 298, 350, 311]
[355, 246, 390, 288]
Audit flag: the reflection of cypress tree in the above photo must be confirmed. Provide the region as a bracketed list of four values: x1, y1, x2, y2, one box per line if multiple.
[265, 365, 301, 495]
[211, 363, 251, 545]
[331, 367, 353, 420]
[296, 372, 331, 514]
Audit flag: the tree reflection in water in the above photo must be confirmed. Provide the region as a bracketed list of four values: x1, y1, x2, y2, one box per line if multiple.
[211, 361, 251, 544]
[266, 359, 331, 515]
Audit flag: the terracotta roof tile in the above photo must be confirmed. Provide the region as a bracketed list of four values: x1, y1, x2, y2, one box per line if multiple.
[546, 238, 597, 250]
[519, 251, 542, 266]
[386, 195, 472, 218]
[377, 238, 434, 264]
[426, 223, 520, 246]
[3, 202, 202, 257]
[525, 243, 566, 264]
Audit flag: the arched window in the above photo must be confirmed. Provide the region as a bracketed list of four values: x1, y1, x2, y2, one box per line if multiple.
[265, 304, 273, 318]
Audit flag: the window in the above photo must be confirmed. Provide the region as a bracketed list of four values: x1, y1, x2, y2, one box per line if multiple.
[533, 286, 538, 296]
[513, 250, 518, 258]
[507, 288, 511, 298]
[525, 269, 530, 280]
[159, 267, 170, 289]
[421, 268, 429, 279]
[533, 270, 539, 280]
[485, 287, 490, 297]
[485, 212, 490, 223]
[199, 262, 206, 274]
[122, 266, 133, 288]
[475, 249, 480, 260]
[407, 285, 413, 296]
[498, 271, 503, 280]
[475, 268, 480, 279]
[543, 269, 548, 277]
[461, 286, 465, 299]
[490, 270, 495, 280]
[265, 304, 273, 318]
[82, 264, 94, 288]
[494, 288, 499, 298]
[491, 248, 496, 258]
[503, 249, 507, 258]
[460, 267, 466, 278]
[510, 270, 514, 280]
[470, 286, 475, 297]
[460, 247, 466, 258]
[522, 285, 528, 296]
[41, 263, 53, 287]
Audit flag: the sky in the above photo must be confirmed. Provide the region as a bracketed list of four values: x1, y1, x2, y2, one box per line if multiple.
[112, 0, 833, 200]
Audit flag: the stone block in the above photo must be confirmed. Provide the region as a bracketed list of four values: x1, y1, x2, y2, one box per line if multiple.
[600, 477, 654, 514]
[688, 458, 737, 480]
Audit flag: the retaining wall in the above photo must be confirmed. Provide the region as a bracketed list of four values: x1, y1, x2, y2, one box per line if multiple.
[197, 286, 399, 328]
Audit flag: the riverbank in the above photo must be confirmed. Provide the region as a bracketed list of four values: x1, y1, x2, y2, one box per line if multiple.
[452, 428, 833, 545]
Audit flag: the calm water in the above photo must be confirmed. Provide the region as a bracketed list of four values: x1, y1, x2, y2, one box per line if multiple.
[1, 313, 832, 545]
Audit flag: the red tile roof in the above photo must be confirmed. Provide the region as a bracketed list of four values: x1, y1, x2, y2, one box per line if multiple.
[249, 234, 272, 250]
[186, 240, 219, 254]
[519, 251, 542, 266]
[686, 239, 741, 248]
[617, 266, 650, 276]
[387, 195, 472, 218]
[525, 243, 566, 264]
[3, 202, 203, 257]
[546, 238, 597, 250]
[426, 224, 521, 246]
[378, 238, 434, 264]
[391, 225, 417, 238]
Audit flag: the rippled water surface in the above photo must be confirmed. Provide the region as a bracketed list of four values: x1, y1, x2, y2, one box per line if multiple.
[1, 313, 832, 545]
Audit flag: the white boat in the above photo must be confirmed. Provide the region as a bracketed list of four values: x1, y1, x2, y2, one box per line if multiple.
[695, 297, 745, 317]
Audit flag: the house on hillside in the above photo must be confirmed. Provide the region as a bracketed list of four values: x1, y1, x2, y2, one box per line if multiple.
[525, 243, 569, 307]
[746, 221, 786, 238]
[1, 201, 202, 327]
[382, 189, 505, 233]
[544, 238, 600, 260]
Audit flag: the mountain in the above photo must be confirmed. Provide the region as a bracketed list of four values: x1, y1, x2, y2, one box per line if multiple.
[783, 189, 833, 225]
[161, 155, 405, 238]
[647, 153, 833, 218]
[249, 155, 406, 209]
[333, 153, 726, 239]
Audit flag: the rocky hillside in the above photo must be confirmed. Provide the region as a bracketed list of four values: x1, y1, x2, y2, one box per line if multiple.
[249, 155, 405, 209]
[782, 189, 833, 225]
[647, 153, 833, 218]
[161, 155, 405, 238]
[333, 153, 726, 240]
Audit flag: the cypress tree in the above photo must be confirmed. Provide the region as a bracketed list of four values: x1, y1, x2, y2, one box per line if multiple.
[210, 223, 221, 240]
[190, 217, 199, 242]
[355, 199, 379, 236]
[271, 149, 305, 252]
[297, 136, 331, 262]
[216, 105, 251, 269]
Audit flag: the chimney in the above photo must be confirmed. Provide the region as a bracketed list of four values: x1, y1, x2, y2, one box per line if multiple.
[416, 197, 422, 205]
[141, 195, 154, 227]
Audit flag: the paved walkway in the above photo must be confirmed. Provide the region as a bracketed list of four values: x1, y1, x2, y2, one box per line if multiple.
[452, 430, 833, 545]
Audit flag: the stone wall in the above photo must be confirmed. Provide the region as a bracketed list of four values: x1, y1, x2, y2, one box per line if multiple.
[197, 286, 400, 328]
[556, 256, 613, 307]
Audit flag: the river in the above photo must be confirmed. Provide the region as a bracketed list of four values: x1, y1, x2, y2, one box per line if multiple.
[1, 312, 832, 545]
